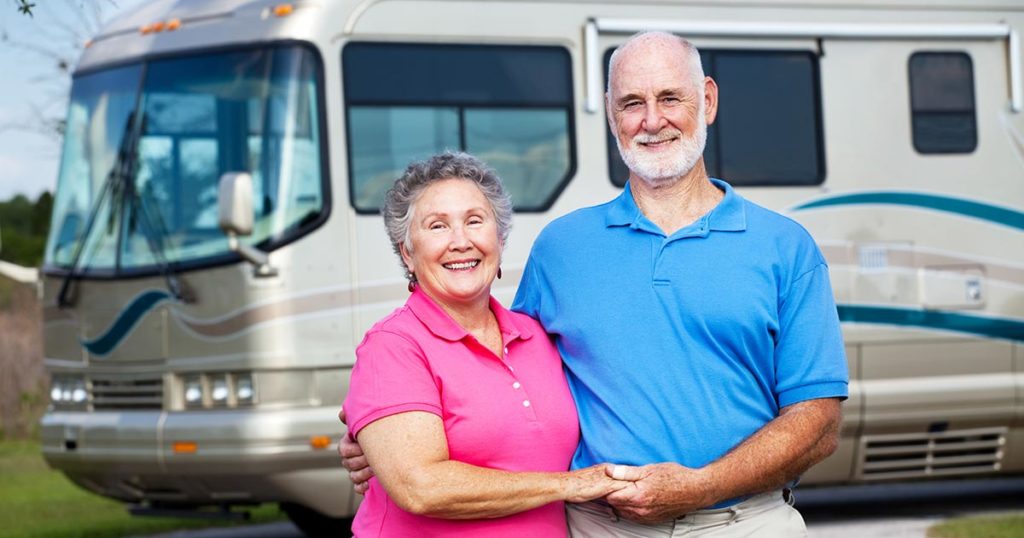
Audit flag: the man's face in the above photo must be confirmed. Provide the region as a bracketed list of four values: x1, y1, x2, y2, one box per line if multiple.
[607, 45, 708, 186]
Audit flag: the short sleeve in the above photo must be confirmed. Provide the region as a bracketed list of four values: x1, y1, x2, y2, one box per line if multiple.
[774, 263, 850, 407]
[344, 330, 443, 437]
[511, 250, 543, 319]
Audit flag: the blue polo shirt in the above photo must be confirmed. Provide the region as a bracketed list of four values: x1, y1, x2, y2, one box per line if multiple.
[512, 179, 848, 477]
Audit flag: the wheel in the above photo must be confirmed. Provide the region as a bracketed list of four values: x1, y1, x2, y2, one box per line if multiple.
[281, 502, 354, 538]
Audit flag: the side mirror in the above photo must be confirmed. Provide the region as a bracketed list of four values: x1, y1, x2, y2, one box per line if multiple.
[218, 172, 254, 236]
[217, 172, 276, 277]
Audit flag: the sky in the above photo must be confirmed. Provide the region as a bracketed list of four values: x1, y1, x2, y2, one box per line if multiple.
[0, 0, 145, 201]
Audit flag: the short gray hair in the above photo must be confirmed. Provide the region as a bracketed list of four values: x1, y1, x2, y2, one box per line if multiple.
[607, 31, 705, 94]
[383, 152, 513, 282]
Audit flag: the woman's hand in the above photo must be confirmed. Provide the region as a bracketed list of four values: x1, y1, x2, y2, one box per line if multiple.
[564, 464, 635, 503]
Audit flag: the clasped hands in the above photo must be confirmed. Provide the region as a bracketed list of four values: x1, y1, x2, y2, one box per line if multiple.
[338, 413, 712, 525]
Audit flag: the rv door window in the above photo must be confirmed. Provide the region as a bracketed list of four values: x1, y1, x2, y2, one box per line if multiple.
[343, 43, 574, 212]
[908, 52, 977, 154]
[605, 49, 824, 187]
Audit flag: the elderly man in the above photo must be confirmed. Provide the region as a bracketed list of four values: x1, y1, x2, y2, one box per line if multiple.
[343, 31, 848, 536]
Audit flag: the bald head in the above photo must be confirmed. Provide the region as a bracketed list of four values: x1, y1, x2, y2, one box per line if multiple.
[607, 31, 705, 95]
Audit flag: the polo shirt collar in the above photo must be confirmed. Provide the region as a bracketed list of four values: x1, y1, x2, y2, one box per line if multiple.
[604, 178, 747, 233]
[406, 287, 534, 343]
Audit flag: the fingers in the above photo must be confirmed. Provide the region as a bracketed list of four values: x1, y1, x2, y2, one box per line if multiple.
[338, 436, 365, 459]
[606, 464, 643, 481]
[338, 407, 348, 424]
[353, 481, 369, 495]
[341, 454, 368, 472]
[349, 465, 375, 485]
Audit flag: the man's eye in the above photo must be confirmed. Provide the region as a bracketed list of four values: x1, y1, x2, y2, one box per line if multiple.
[624, 101, 642, 110]
[662, 97, 680, 104]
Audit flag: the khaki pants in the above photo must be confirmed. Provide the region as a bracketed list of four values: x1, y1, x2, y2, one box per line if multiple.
[567, 491, 807, 537]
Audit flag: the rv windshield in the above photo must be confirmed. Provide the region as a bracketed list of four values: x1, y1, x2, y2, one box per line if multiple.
[45, 45, 325, 275]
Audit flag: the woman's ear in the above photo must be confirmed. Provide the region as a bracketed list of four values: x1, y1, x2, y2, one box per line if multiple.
[399, 242, 415, 274]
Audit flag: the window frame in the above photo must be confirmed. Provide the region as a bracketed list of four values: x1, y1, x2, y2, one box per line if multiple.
[42, 40, 332, 280]
[907, 50, 978, 155]
[604, 46, 826, 188]
[342, 41, 577, 214]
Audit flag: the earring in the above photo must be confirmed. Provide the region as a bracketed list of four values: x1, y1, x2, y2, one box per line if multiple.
[497, 267, 502, 280]
[407, 272, 416, 292]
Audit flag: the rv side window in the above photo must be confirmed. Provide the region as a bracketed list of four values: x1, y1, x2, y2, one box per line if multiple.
[605, 49, 824, 187]
[343, 43, 575, 213]
[908, 52, 976, 154]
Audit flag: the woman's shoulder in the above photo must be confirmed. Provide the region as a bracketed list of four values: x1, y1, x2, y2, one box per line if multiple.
[360, 305, 422, 345]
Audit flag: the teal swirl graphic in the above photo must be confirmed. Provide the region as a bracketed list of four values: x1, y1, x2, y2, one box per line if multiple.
[81, 290, 173, 356]
[791, 192, 1024, 231]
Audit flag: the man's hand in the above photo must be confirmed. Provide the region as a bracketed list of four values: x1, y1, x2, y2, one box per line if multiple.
[604, 463, 712, 524]
[337, 408, 373, 494]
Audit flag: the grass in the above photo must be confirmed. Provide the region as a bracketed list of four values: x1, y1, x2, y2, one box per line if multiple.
[928, 513, 1024, 538]
[0, 439, 287, 538]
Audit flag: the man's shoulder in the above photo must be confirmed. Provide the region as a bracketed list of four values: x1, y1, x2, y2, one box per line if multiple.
[536, 197, 618, 241]
[739, 196, 816, 242]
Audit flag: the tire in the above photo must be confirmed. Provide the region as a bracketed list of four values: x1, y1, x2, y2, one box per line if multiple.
[281, 502, 354, 538]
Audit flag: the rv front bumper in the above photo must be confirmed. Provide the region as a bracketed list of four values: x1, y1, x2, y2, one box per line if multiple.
[40, 406, 357, 517]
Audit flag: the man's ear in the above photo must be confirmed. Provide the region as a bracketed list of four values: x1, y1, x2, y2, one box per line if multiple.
[703, 76, 719, 126]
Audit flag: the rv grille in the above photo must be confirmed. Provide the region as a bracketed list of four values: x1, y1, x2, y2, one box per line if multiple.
[90, 375, 164, 410]
[857, 427, 1006, 480]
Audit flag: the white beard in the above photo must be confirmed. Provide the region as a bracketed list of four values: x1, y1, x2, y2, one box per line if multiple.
[616, 103, 708, 187]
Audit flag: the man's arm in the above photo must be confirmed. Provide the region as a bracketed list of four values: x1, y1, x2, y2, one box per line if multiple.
[606, 397, 842, 523]
[338, 408, 373, 494]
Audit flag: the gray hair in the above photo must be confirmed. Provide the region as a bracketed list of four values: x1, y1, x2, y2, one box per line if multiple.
[607, 31, 705, 94]
[383, 152, 513, 282]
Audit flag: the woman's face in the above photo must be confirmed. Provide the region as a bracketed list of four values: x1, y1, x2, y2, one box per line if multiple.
[401, 178, 502, 311]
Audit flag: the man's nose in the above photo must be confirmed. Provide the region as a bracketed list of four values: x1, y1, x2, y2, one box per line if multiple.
[641, 102, 665, 132]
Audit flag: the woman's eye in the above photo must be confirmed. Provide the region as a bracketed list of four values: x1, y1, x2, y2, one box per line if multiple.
[429, 222, 446, 230]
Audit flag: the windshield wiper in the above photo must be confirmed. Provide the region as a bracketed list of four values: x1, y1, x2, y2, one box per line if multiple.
[57, 112, 138, 308]
[57, 111, 195, 307]
[123, 130, 195, 303]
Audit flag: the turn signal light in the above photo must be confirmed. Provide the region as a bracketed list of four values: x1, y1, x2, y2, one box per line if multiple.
[273, 4, 294, 16]
[309, 436, 331, 450]
[173, 441, 198, 454]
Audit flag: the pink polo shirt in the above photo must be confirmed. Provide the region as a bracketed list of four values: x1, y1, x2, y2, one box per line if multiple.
[344, 288, 579, 537]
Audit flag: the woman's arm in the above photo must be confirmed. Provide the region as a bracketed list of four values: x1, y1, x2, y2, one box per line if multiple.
[358, 411, 630, 519]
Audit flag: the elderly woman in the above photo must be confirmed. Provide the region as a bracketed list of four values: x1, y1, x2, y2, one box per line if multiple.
[342, 152, 629, 537]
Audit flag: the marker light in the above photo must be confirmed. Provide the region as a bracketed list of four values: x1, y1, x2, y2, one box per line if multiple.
[273, 4, 294, 17]
[310, 436, 331, 450]
[151, 21, 166, 32]
[173, 441, 198, 454]
[166, 19, 181, 31]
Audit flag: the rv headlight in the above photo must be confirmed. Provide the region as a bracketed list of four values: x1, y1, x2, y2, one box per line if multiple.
[210, 374, 229, 405]
[50, 381, 64, 402]
[184, 376, 203, 407]
[71, 379, 88, 403]
[235, 374, 254, 404]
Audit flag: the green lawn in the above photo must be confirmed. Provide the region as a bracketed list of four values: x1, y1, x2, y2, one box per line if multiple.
[0, 439, 286, 538]
[928, 513, 1024, 538]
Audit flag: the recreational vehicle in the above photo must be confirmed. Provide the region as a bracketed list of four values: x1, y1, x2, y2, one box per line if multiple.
[40, 0, 1024, 534]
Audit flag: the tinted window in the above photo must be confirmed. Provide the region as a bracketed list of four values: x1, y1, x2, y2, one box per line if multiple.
[605, 48, 824, 187]
[344, 43, 574, 212]
[909, 52, 976, 154]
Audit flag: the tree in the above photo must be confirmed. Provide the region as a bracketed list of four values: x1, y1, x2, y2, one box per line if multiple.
[14, 0, 35, 16]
